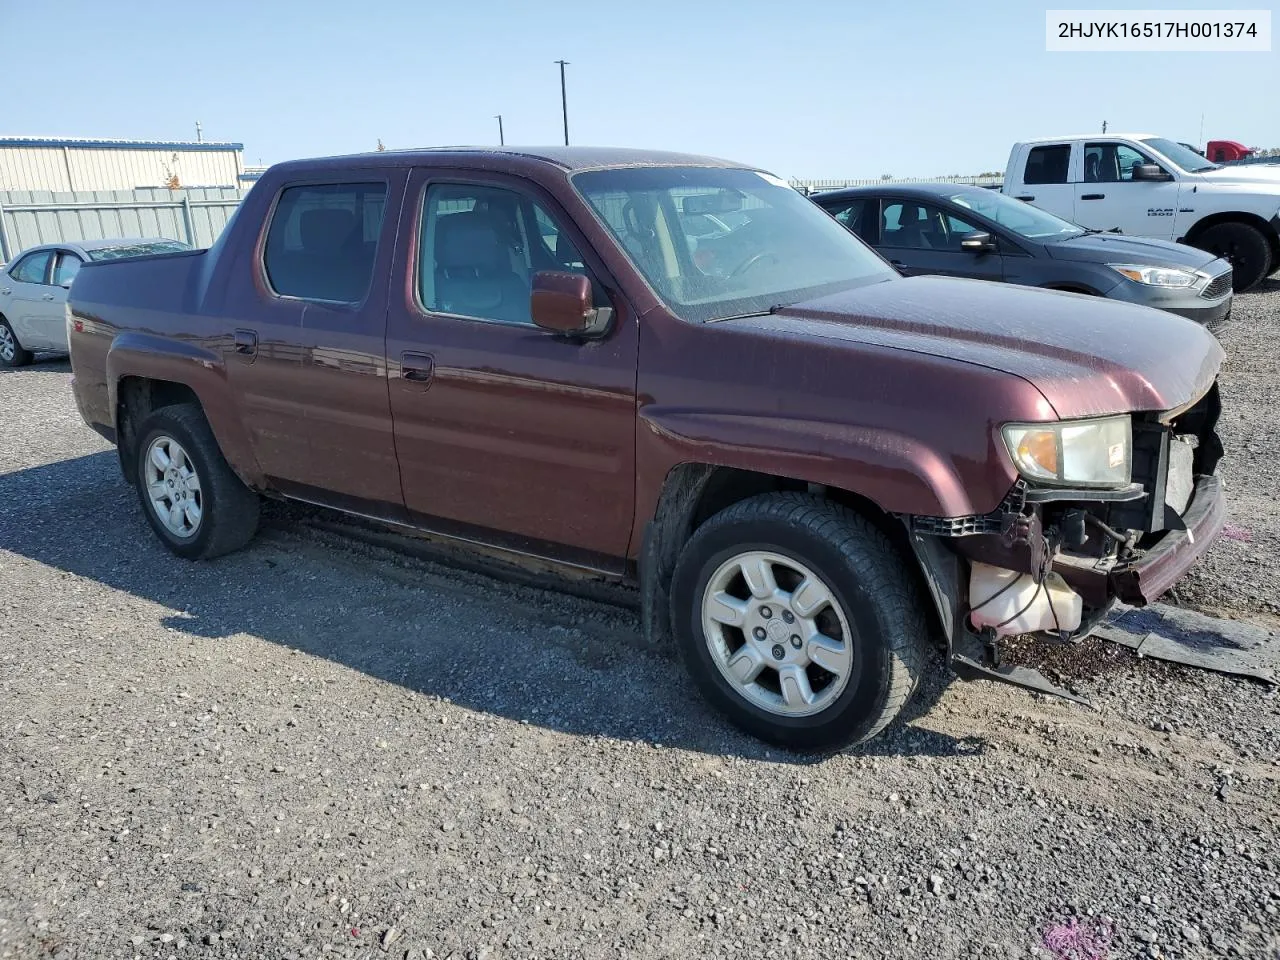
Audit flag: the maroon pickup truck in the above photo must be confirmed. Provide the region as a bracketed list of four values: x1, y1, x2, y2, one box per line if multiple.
[67, 147, 1227, 750]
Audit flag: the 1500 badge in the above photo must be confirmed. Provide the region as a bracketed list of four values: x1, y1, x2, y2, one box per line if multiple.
[1147, 208, 1175, 217]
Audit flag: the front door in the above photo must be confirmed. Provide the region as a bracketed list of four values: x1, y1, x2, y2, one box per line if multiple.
[385, 171, 639, 570]
[875, 200, 1004, 282]
[1075, 140, 1182, 239]
[3, 250, 57, 349]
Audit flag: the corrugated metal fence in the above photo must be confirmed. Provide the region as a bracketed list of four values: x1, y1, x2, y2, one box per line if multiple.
[0, 187, 247, 263]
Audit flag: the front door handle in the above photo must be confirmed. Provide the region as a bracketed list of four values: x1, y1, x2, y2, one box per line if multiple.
[233, 329, 258, 358]
[401, 352, 434, 384]
[1080, 193, 1106, 200]
[1015, 195, 1035, 201]
[0, 288, 10, 296]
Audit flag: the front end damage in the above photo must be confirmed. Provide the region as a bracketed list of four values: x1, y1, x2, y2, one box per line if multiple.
[905, 384, 1227, 702]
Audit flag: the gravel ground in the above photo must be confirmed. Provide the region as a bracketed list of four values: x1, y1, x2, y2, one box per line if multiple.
[2, 282, 1279, 960]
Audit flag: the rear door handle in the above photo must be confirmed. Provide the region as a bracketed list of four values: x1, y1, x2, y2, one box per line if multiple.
[0, 288, 10, 295]
[1015, 195, 1035, 201]
[42, 293, 56, 301]
[233, 328, 258, 358]
[401, 352, 434, 384]
[1081, 193, 1106, 200]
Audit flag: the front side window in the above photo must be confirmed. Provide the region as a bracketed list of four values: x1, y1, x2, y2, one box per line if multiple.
[574, 167, 894, 323]
[879, 202, 980, 251]
[418, 182, 588, 326]
[1024, 145, 1071, 185]
[263, 182, 388, 303]
[10, 251, 52, 284]
[1084, 142, 1155, 183]
[54, 253, 83, 286]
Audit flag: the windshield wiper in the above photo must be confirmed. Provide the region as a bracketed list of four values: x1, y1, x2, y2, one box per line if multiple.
[708, 304, 789, 324]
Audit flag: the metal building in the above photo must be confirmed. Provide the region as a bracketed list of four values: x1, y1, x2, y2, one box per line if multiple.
[0, 137, 245, 192]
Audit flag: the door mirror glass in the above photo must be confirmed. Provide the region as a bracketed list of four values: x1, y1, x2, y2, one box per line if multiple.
[1131, 163, 1172, 182]
[959, 231, 997, 253]
[531, 271, 612, 337]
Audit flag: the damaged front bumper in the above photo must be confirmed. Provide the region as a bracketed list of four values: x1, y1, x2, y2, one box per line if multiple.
[905, 386, 1226, 704]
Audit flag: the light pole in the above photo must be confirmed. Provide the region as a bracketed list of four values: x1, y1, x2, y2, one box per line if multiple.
[495, 114, 504, 145]
[555, 60, 570, 145]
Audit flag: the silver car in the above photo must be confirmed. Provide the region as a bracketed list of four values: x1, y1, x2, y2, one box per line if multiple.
[0, 238, 189, 367]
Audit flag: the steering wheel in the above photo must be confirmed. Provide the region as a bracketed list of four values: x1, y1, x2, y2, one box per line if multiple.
[728, 250, 778, 279]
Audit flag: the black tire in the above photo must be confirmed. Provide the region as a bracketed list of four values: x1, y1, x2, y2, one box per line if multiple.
[131, 403, 260, 560]
[1192, 222, 1273, 292]
[670, 493, 931, 752]
[0, 316, 34, 368]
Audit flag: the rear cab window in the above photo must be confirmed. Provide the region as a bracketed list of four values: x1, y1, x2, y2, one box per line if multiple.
[263, 182, 388, 303]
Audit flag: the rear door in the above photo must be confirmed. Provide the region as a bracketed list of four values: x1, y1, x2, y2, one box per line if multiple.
[1011, 143, 1076, 221]
[875, 199, 1004, 281]
[2, 251, 57, 349]
[1074, 140, 1182, 239]
[226, 174, 406, 513]
[384, 169, 638, 570]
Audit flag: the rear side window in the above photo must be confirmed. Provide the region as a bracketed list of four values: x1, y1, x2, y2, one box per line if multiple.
[10, 251, 52, 284]
[1023, 145, 1071, 185]
[263, 182, 387, 303]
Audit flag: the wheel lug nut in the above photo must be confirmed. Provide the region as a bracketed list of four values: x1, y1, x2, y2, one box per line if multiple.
[760, 606, 772, 619]
[771, 644, 785, 660]
[790, 635, 802, 649]
[782, 610, 794, 624]
[753, 627, 766, 641]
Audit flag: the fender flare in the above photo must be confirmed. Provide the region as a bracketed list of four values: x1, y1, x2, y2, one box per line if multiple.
[105, 332, 264, 488]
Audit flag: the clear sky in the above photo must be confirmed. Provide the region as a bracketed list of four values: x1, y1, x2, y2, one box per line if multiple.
[1, 0, 1275, 179]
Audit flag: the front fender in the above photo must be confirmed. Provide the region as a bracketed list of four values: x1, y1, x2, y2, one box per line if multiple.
[105, 332, 264, 488]
[636, 406, 1006, 525]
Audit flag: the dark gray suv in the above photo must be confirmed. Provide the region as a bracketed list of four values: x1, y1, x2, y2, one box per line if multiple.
[813, 183, 1232, 326]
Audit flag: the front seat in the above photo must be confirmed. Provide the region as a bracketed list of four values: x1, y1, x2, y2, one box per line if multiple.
[1084, 153, 1100, 183]
[433, 211, 530, 324]
[892, 204, 931, 249]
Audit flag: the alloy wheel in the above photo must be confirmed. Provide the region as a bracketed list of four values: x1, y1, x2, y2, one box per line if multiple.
[700, 550, 856, 717]
[144, 435, 203, 538]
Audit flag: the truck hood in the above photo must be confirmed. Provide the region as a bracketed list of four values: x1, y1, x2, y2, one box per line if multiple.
[1044, 231, 1223, 270]
[724, 276, 1223, 420]
[1192, 165, 1280, 187]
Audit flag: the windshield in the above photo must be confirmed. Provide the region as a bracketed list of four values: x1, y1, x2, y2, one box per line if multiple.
[947, 190, 1084, 240]
[1141, 137, 1221, 173]
[572, 166, 895, 322]
[87, 239, 191, 261]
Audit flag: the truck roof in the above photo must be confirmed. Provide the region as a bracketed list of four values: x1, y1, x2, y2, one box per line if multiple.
[268, 145, 753, 176]
[1015, 133, 1158, 145]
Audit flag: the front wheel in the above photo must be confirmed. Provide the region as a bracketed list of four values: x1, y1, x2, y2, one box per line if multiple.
[1193, 222, 1273, 292]
[132, 403, 260, 559]
[670, 493, 931, 752]
[0, 317, 33, 368]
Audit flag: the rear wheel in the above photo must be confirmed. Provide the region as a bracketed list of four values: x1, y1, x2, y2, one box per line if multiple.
[132, 403, 260, 559]
[0, 317, 33, 368]
[670, 493, 931, 752]
[1192, 222, 1273, 292]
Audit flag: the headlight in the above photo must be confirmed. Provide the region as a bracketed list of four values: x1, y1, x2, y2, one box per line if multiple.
[1001, 415, 1132, 488]
[1107, 263, 1199, 288]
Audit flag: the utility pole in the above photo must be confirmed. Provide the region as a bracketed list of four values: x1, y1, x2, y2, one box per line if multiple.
[1199, 113, 1205, 146]
[495, 114, 505, 145]
[555, 60, 570, 145]
[1101, 120, 1107, 133]
[195, 120, 203, 142]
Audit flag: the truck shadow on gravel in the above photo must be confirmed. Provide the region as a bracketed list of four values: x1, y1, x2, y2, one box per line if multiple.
[0, 451, 983, 762]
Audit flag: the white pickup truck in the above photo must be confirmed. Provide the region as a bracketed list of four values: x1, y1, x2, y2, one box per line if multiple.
[1003, 134, 1280, 290]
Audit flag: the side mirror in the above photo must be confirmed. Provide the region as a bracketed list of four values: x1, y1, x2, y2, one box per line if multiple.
[530, 271, 612, 337]
[959, 231, 998, 253]
[1131, 163, 1172, 182]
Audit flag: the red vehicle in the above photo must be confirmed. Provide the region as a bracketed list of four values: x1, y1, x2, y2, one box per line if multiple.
[1206, 140, 1254, 163]
[67, 147, 1227, 750]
